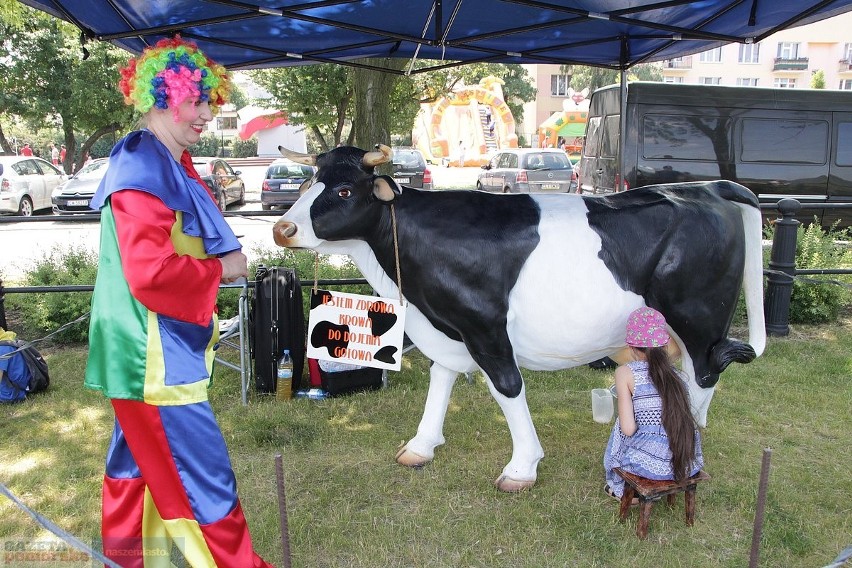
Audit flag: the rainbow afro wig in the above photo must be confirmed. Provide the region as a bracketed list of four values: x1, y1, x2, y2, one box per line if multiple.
[118, 36, 230, 119]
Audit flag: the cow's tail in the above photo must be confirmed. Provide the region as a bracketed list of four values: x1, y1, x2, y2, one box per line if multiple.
[739, 200, 766, 358]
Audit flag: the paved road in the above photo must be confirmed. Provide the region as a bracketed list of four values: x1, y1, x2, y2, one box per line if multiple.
[0, 165, 482, 283]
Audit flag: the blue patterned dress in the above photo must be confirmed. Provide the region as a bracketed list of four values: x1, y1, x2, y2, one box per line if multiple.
[604, 360, 704, 497]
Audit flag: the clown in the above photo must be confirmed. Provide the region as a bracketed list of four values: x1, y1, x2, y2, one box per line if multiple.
[86, 37, 273, 567]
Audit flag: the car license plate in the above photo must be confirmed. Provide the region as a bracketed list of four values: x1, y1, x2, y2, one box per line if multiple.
[541, 183, 560, 190]
[67, 199, 89, 206]
[280, 184, 300, 190]
[395, 177, 410, 184]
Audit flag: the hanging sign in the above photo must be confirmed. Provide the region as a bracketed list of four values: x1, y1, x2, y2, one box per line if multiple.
[306, 289, 407, 371]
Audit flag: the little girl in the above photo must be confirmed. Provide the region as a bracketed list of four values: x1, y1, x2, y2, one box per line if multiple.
[603, 307, 704, 499]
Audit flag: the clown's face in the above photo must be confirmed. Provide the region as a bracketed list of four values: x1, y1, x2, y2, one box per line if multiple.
[147, 97, 213, 160]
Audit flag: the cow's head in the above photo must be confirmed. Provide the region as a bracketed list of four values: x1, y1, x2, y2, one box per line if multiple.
[272, 144, 401, 252]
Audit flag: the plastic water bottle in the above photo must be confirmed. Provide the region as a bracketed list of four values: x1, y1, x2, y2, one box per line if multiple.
[276, 349, 293, 400]
[294, 388, 330, 400]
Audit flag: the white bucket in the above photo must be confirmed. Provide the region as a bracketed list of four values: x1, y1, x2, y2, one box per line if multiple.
[591, 388, 614, 424]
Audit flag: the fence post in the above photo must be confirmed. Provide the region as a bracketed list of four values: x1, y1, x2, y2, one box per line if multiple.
[0, 277, 6, 330]
[764, 199, 801, 336]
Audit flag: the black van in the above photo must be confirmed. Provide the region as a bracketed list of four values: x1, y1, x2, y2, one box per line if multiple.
[579, 82, 852, 227]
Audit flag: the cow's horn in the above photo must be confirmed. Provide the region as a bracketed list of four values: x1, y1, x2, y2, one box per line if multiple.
[362, 144, 392, 167]
[278, 145, 317, 166]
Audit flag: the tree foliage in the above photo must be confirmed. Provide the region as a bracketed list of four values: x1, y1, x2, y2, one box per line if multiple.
[562, 63, 663, 92]
[248, 64, 354, 151]
[0, 2, 133, 170]
[249, 61, 535, 151]
[811, 69, 826, 89]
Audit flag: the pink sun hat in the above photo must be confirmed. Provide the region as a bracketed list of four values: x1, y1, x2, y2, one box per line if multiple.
[625, 307, 670, 348]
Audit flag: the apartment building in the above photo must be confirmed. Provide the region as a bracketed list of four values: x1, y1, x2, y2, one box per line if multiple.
[519, 11, 852, 145]
[661, 10, 852, 90]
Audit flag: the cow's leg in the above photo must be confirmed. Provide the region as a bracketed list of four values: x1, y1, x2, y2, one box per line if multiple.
[395, 362, 458, 468]
[483, 378, 544, 492]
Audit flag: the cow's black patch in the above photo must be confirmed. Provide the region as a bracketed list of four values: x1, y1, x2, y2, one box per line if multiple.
[310, 289, 333, 309]
[310, 321, 350, 358]
[373, 345, 399, 365]
[582, 180, 757, 388]
[368, 301, 397, 336]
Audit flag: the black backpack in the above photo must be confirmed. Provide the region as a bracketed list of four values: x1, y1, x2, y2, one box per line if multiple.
[0, 340, 49, 394]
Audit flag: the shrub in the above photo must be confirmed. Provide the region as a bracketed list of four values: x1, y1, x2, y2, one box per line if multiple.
[189, 133, 220, 157]
[787, 222, 852, 323]
[232, 137, 257, 158]
[712, 220, 852, 328]
[6, 245, 98, 344]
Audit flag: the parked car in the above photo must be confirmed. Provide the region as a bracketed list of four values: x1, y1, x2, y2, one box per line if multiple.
[51, 157, 109, 214]
[0, 155, 67, 216]
[261, 158, 316, 210]
[477, 148, 575, 194]
[391, 147, 432, 190]
[192, 157, 246, 211]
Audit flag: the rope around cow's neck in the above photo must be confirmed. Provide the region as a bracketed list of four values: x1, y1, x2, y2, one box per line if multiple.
[310, 204, 404, 304]
[391, 203, 404, 303]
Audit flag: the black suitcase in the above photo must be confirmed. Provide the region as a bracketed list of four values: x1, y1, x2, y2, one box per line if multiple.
[250, 265, 306, 394]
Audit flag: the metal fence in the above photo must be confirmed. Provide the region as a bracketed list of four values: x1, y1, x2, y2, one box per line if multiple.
[2, 200, 851, 340]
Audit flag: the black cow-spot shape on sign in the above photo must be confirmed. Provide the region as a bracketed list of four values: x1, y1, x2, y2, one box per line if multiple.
[368, 301, 397, 337]
[373, 345, 399, 365]
[310, 289, 333, 310]
[310, 321, 350, 358]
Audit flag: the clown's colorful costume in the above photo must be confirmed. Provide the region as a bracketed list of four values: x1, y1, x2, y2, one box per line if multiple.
[86, 130, 273, 567]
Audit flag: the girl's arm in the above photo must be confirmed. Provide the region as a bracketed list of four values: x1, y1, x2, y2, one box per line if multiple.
[614, 364, 637, 436]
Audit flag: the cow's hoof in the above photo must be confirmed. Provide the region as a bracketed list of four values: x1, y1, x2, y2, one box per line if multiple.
[494, 474, 536, 493]
[395, 446, 431, 468]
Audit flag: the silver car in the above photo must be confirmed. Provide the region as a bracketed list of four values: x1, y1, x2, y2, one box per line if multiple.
[477, 148, 575, 194]
[0, 155, 67, 216]
[51, 158, 109, 214]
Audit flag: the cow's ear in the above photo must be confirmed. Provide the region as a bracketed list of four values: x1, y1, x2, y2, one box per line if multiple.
[373, 175, 402, 203]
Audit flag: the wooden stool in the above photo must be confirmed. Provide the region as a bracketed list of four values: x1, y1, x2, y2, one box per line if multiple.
[613, 467, 710, 539]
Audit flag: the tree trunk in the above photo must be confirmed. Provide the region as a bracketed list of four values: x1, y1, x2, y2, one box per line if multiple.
[75, 122, 121, 173]
[0, 123, 11, 154]
[351, 58, 406, 174]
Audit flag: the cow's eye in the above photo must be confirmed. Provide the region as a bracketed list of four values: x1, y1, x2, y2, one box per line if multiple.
[338, 188, 351, 198]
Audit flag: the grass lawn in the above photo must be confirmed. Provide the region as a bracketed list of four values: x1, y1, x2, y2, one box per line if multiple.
[1, 319, 850, 567]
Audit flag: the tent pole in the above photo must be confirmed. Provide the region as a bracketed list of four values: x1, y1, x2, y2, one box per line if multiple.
[618, 36, 628, 192]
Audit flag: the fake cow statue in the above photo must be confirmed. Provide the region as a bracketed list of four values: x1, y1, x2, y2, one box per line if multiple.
[272, 144, 766, 492]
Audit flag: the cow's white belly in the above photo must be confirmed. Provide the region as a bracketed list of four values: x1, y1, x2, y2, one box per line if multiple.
[509, 196, 642, 370]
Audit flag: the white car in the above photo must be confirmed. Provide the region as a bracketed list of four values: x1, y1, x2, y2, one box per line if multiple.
[0, 155, 67, 216]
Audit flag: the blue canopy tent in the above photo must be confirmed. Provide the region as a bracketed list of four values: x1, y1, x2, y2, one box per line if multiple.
[17, 1, 852, 72]
[18, 0, 852, 180]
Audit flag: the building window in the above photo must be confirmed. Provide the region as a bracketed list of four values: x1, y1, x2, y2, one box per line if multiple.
[699, 77, 722, 85]
[738, 43, 760, 63]
[699, 48, 722, 63]
[777, 42, 800, 59]
[840, 79, 852, 90]
[736, 78, 759, 86]
[663, 76, 684, 83]
[773, 77, 796, 88]
[844, 43, 852, 62]
[551, 75, 570, 97]
[218, 116, 238, 130]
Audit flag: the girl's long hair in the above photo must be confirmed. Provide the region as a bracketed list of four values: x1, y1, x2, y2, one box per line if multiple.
[640, 346, 698, 483]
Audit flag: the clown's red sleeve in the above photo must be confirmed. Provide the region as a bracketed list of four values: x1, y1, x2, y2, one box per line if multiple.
[111, 190, 223, 326]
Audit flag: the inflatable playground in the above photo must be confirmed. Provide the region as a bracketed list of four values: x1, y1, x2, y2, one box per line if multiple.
[537, 88, 589, 161]
[412, 76, 518, 167]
